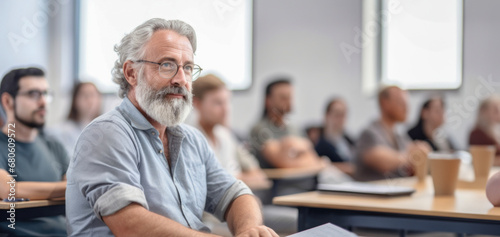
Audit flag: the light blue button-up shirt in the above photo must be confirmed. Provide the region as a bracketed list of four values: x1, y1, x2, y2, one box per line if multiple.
[66, 97, 252, 236]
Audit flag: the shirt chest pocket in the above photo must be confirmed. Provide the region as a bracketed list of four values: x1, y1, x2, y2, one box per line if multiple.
[179, 156, 207, 211]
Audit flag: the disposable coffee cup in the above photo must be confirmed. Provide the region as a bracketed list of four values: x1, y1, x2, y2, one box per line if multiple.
[470, 145, 495, 179]
[428, 153, 461, 196]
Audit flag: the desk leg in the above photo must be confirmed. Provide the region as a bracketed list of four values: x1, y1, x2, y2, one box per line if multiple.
[399, 229, 407, 237]
[297, 207, 308, 231]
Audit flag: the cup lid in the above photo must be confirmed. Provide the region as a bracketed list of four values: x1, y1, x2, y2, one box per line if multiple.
[428, 152, 459, 159]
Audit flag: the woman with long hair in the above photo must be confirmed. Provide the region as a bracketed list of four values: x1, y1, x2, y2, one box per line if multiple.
[408, 96, 455, 152]
[55, 82, 102, 155]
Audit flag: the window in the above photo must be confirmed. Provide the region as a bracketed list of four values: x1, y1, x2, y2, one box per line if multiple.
[78, 0, 253, 93]
[380, 0, 463, 90]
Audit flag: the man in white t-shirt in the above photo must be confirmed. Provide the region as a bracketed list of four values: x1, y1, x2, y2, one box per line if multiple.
[192, 74, 267, 186]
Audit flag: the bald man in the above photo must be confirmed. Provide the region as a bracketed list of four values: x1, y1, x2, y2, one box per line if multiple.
[354, 86, 430, 181]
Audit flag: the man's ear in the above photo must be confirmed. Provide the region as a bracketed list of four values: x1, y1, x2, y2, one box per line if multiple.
[1, 93, 14, 114]
[123, 60, 138, 87]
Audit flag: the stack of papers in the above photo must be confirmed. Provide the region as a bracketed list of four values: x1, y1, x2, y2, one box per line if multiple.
[288, 223, 357, 237]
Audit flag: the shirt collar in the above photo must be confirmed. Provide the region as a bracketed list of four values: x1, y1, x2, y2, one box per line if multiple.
[118, 97, 155, 131]
[118, 97, 186, 139]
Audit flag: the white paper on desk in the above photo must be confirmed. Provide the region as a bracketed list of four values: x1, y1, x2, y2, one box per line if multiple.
[287, 223, 358, 237]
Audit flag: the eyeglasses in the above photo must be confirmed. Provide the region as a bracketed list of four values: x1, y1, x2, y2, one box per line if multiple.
[135, 59, 203, 81]
[16, 90, 53, 103]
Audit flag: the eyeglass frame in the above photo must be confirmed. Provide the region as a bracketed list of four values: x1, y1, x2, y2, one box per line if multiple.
[134, 59, 203, 81]
[16, 89, 54, 103]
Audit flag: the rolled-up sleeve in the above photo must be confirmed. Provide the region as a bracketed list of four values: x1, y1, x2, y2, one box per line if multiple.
[213, 180, 252, 220]
[71, 120, 147, 220]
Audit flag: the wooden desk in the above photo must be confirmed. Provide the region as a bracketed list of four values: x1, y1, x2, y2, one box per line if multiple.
[273, 176, 500, 236]
[0, 198, 65, 220]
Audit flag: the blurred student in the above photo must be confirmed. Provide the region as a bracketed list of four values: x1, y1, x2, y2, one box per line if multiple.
[192, 74, 267, 187]
[469, 96, 500, 166]
[408, 97, 455, 152]
[54, 82, 102, 156]
[315, 98, 355, 175]
[249, 78, 328, 234]
[249, 79, 323, 170]
[0, 67, 68, 236]
[355, 86, 430, 181]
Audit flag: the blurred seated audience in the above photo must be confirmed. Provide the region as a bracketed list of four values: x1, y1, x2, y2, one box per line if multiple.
[469, 96, 500, 166]
[408, 96, 455, 152]
[52, 82, 102, 156]
[192, 74, 268, 187]
[0, 67, 68, 236]
[315, 98, 355, 175]
[355, 86, 430, 181]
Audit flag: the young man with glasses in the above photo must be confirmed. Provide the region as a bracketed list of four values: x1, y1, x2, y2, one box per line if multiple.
[0, 67, 68, 236]
[66, 19, 277, 237]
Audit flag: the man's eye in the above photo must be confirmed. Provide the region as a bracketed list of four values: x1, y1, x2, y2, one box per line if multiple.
[184, 65, 194, 71]
[161, 62, 175, 69]
[28, 91, 41, 97]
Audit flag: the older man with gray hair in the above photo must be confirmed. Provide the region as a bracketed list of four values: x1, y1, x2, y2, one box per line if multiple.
[66, 18, 277, 237]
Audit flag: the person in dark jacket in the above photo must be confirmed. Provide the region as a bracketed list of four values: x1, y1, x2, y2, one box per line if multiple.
[408, 96, 455, 152]
[315, 98, 355, 175]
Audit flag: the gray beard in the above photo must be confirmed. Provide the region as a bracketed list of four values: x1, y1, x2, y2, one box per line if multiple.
[136, 78, 192, 127]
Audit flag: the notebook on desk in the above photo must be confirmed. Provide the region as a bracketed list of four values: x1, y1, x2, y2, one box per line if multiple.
[317, 182, 415, 197]
[287, 223, 358, 237]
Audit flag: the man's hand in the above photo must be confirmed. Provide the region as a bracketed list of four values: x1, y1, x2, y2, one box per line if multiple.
[406, 141, 431, 165]
[225, 195, 278, 237]
[235, 225, 279, 237]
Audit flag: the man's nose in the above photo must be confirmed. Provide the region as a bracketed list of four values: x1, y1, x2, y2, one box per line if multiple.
[170, 68, 188, 87]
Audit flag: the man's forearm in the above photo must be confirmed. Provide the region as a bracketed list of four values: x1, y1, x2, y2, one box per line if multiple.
[225, 194, 263, 235]
[0, 169, 66, 200]
[103, 203, 219, 237]
[364, 147, 405, 173]
[16, 181, 66, 200]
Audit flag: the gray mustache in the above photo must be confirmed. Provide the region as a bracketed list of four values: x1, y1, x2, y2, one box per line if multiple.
[155, 86, 191, 100]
